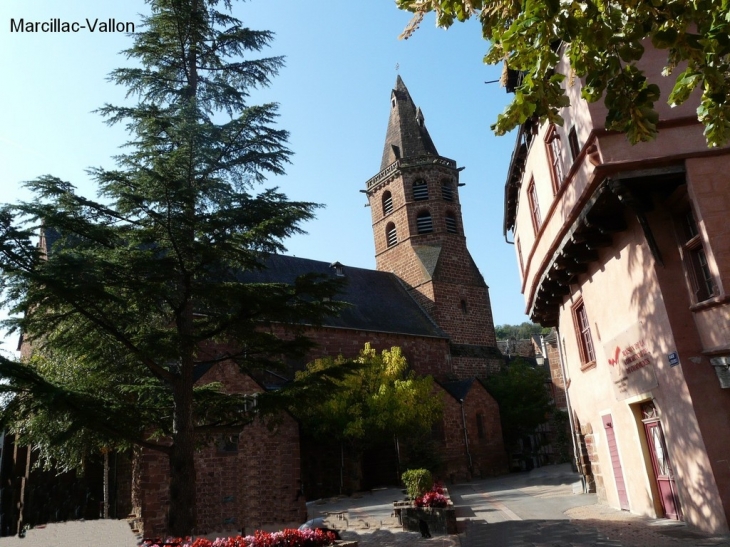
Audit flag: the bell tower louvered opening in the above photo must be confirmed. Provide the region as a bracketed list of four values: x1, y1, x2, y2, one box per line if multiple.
[413, 179, 428, 201]
[386, 222, 397, 247]
[416, 211, 433, 234]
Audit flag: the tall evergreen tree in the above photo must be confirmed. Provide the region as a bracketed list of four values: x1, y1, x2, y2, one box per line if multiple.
[0, 0, 342, 536]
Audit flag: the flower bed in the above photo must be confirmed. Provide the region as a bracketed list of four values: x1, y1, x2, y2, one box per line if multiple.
[142, 528, 338, 547]
[393, 482, 457, 536]
[414, 483, 448, 508]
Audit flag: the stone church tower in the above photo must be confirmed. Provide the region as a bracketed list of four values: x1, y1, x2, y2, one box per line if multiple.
[364, 76, 502, 378]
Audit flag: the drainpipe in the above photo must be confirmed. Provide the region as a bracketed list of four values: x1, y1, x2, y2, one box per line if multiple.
[394, 435, 401, 483]
[555, 328, 585, 493]
[340, 443, 344, 495]
[460, 399, 473, 475]
[103, 451, 109, 519]
[113, 452, 118, 518]
[17, 444, 31, 536]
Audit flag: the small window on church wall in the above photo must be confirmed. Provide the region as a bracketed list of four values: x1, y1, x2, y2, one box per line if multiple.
[441, 181, 454, 201]
[445, 212, 458, 234]
[386, 222, 397, 247]
[416, 211, 433, 234]
[218, 434, 239, 453]
[413, 179, 429, 201]
[476, 413, 485, 439]
[382, 191, 393, 215]
[432, 419, 446, 443]
[460, 299, 468, 314]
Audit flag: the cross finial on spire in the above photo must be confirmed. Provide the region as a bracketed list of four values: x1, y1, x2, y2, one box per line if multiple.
[395, 62, 400, 73]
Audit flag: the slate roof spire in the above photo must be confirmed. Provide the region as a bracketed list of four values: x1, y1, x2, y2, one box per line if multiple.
[380, 75, 439, 170]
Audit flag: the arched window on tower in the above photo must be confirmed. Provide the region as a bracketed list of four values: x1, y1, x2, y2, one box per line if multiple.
[416, 211, 433, 234]
[413, 179, 429, 201]
[441, 180, 454, 201]
[445, 211, 458, 234]
[382, 191, 393, 215]
[386, 222, 397, 247]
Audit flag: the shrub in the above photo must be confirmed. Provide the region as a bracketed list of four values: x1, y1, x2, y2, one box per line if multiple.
[401, 468, 433, 500]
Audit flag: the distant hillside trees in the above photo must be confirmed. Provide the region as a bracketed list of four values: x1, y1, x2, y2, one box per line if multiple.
[495, 322, 550, 341]
[483, 357, 553, 451]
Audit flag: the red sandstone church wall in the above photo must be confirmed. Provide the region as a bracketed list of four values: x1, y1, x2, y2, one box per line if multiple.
[133, 363, 305, 536]
[274, 324, 453, 380]
[431, 280, 495, 347]
[438, 382, 508, 481]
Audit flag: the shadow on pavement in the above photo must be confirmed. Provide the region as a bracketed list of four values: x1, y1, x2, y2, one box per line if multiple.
[569, 518, 730, 547]
[340, 528, 458, 546]
[461, 519, 622, 547]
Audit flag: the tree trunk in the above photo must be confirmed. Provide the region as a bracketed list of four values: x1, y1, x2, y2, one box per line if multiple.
[167, 364, 197, 536]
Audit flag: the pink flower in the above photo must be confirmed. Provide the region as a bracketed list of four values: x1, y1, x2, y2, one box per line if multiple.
[414, 483, 449, 507]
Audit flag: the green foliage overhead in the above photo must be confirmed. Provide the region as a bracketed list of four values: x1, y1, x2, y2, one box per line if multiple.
[401, 468, 433, 499]
[396, 0, 730, 146]
[483, 357, 553, 448]
[0, 0, 344, 536]
[292, 344, 443, 445]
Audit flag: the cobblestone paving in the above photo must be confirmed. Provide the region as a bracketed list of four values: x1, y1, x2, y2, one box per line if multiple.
[316, 467, 730, 547]
[566, 504, 730, 547]
[340, 528, 459, 546]
[4, 466, 730, 547]
[341, 513, 730, 547]
[461, 519, 623, 547]
[0, 520, 139, 547]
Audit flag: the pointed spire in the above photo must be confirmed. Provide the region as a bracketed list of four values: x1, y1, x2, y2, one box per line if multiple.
[380, 76, 438, 170]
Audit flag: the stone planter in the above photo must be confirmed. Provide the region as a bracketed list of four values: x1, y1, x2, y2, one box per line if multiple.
[393, 500, 457, 536]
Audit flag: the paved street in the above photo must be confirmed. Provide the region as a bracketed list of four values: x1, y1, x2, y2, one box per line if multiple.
[3, 464, 730, 546]
[311, 464, 730, 547]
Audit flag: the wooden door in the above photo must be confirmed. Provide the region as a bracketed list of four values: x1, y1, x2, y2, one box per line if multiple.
[602, 414, 630, 510]
[641, 402, 682, 520]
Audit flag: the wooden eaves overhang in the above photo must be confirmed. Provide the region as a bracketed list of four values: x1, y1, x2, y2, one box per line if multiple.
[529, 166, 686, 327]
[503, 118, 540, 236]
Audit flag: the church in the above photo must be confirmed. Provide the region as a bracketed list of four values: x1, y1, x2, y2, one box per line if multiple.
[2, 77, 508, 537]
[132, 76, 508, 535]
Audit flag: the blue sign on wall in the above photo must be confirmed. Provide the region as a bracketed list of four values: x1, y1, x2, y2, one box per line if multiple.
[668, 352, 680, 367]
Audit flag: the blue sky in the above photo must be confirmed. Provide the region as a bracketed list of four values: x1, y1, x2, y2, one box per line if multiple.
[0, 1, 529, 356]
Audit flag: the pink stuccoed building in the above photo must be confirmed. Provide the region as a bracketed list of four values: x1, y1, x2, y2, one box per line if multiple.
[503, 44, 730, 534]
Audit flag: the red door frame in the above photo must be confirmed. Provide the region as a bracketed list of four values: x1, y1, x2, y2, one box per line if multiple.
[641, 402, 682, 520]
[602, 414, 630, 510]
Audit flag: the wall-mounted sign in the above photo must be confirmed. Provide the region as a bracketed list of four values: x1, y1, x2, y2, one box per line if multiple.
[604, 321, 659, 401]
[668, 352, 680, 367]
